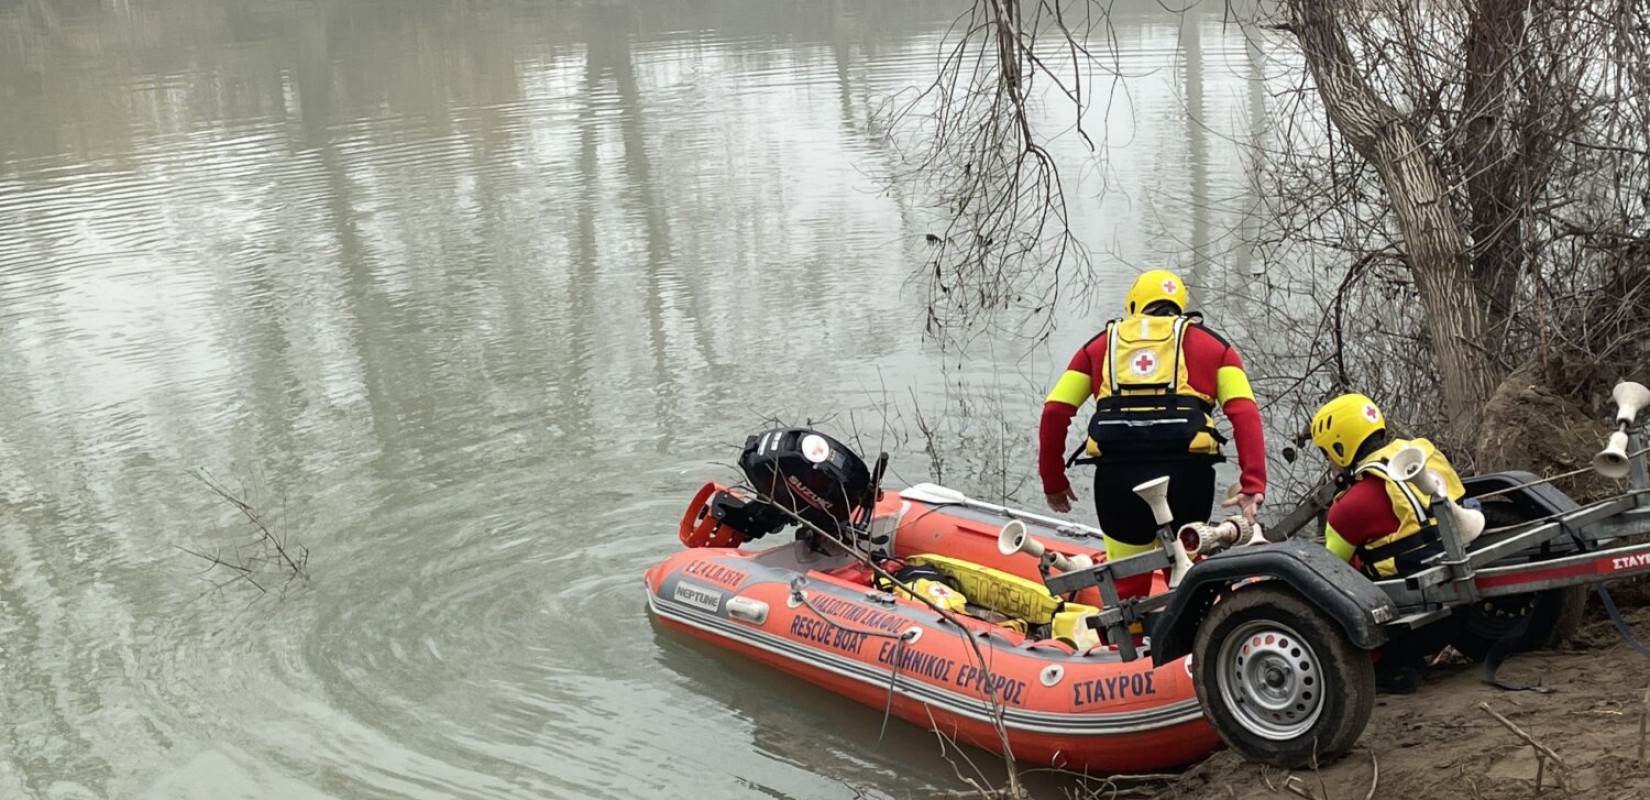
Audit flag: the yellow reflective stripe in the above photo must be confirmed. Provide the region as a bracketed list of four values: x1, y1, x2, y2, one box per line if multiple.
[1323, 524, 1356, 561]
[1046, 370, 1093, 406]
[1102, 534, 1158, 560]
[1215, 365, 1254, 403]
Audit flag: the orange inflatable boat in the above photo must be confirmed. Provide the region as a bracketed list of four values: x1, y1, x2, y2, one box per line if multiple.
[646, 428, 1213, 772]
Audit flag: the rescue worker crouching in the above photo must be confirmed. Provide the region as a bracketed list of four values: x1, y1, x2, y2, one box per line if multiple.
[1309, 393, 1471, 579]
[1038, 270, 1267, 600]
[1309, 392, 1475, 692]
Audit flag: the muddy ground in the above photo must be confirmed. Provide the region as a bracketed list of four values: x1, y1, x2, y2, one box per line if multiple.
[1152, 584, 1650, 800]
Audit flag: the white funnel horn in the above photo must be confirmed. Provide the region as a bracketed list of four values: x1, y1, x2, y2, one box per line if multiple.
[1415, 468, 1485, 548]
[1133, 476, 1173, 526]
[1595, 430, 1631, 479]
[1613, 381, 1650, 426]
[1166, 539, 1194, 589]
[1451, 505, 1486, 547]
[996, 519, 1089, 573]
[997, 519, 1039, 557]
[1132, 476, 1191, 587]
[1387, 445, 1428, 483]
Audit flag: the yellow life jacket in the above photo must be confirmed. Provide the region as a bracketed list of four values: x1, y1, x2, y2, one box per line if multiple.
[1084, 314, 1221, 459]
[1348, 437, 1466, 577]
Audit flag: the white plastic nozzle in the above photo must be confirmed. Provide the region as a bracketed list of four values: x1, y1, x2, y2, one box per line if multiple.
[1596, 430, 1632, 479]
[997, 519, 1038, 556]
[1133, 476, 1173, 526]
[1387, 445, 1428, 483]
[1177, 517, 1267, 557]
[1613, 381, 1650, 426]
[1166, 539, 1194, 589]
[1451, 505, 1486, 547]
[997, 519, 1086, 572]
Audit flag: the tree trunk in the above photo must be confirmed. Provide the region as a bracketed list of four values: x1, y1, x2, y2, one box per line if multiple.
[1463, 0, 1530, 332]
[1286, 0, 1500, 433]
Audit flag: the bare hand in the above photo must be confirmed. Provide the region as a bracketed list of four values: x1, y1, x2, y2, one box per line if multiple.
[1222, 492, 1263, 523]
[1046, 487, 1077, 513]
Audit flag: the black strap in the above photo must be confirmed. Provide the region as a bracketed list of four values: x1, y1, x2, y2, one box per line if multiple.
[1482, 584, 1650, 692]
[1597, 583, 1650, 660]
[1070, 451, 1223, 467]
[1482, 611, 1550, 692]
[1064, 440, 1088, 469]
[1357, 526, 1442, 568]
[1094, 393, 1215, 415]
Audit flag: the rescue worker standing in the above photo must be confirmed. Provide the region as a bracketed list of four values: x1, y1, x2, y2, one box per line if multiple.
[1038, 270, 1266, 599]
[1308, 392, 1471, 691]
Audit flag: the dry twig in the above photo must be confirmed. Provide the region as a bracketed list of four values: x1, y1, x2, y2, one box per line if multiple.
[1478, 701, 1568, 792]
[183, 469, 309, 593]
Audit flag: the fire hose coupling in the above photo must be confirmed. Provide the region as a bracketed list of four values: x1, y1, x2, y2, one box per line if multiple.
[1177, 516, 1266, 557]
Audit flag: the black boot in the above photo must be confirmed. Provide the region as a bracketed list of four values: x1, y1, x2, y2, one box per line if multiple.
[1374, 660, 1423, 694]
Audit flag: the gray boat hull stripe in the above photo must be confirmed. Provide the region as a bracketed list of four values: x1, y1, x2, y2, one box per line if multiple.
[648, 593, 1205, 735]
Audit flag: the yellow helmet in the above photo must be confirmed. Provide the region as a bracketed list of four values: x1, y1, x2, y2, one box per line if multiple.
[1124, 270, 1187, 316]
[1310, 393, 1386, 468]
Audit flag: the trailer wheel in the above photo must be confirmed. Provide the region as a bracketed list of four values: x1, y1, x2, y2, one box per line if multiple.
[1193, 585, 1375, 768]
[1452, 586, 1587, 661]
[1452, 502, 1587, 660]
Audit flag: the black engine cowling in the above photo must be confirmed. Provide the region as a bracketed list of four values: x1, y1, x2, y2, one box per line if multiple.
[737, 427, 874, 539]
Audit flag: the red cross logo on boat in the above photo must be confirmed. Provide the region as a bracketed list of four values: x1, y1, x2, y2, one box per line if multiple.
[1363, 404, 1379, 422]
[1129, 350, 1158, 376]
[1161, 279, 1177, 294]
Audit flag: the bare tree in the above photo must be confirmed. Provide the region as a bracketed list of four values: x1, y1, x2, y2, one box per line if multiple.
[904, 0, 1650, 487]
[887, 0, 1113, 344]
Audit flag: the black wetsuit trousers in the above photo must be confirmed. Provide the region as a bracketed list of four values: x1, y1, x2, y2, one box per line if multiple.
[1092, 459, 1217, 546]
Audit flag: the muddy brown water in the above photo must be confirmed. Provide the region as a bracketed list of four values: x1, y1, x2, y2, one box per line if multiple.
[0, 0, 1276, 797]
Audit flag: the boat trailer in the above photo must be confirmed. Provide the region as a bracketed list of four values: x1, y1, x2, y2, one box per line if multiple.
[1023, 380, 1650, 767]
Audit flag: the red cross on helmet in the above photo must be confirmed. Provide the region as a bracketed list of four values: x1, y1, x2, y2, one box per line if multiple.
[1125, 269, 1187, 315]
[1310, 393, 1386, 468]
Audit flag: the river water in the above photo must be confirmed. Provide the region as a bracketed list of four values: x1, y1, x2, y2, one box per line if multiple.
[0, 0, 1274, 797]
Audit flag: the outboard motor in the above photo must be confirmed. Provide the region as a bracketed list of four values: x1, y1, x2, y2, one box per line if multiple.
[677, 427, 875, 549]
[738, 428, 875, 540]
[678, 482, 792, 548]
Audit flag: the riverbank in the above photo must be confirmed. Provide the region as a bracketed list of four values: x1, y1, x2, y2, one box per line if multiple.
[1163, 586, 1650, 800]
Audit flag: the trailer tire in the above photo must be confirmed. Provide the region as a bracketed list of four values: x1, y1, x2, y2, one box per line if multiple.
[1193, 584, 1375, 768]
[1451, 502, 1587, 660]
[1453, 585, 1587, 661]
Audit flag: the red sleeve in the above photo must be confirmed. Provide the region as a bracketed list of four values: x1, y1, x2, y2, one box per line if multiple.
[1037, 337, 1100, 495]
[1325, 479, 1401, 548]
[1217, 347, 1266, 496]
[1224, 396, 1266, 495]
[1182, 329, 1267, 496]
[1039, 403, 1078, 495]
